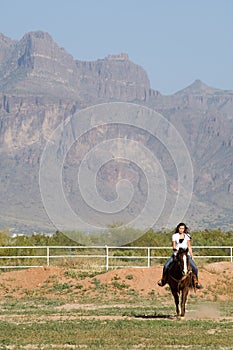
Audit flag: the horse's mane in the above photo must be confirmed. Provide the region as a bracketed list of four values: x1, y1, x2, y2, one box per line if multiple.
[177, 247, 189, 255]
[169, 247, 191, 280]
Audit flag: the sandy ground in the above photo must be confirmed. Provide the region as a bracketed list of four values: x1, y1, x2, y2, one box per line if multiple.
[0, 261, 232, 301]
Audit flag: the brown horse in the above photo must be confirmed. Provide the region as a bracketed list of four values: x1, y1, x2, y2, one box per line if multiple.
[167, 248, 194, 317]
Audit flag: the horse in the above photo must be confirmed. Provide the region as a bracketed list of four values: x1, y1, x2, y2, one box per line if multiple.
[167, 248, 194, 317]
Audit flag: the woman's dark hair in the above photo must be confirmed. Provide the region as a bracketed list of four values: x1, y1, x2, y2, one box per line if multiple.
[175, 222, 189, 234]
[175, 222, 191, 239]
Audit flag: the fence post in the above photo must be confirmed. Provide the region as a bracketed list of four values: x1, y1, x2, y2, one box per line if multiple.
[47, 247, 50, 266]
[230, 247, 232, 263]
[105, 245, 109, 271]
[147, 247, 150, 268]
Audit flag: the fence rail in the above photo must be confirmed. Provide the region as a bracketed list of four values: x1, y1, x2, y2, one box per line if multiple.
[0, 245, 232, 271]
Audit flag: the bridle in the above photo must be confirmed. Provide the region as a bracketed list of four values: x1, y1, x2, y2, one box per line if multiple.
[169, 270, 192, 284]
[169, 250, 192, 289]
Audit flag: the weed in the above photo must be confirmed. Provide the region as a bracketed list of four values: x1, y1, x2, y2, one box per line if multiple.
[91, 278, 101, 288]
[112, 280, 129, 289]
[64, 269, 79, 278]
[127, 288, 138, 296]
[52, 283, 73, 291]
[76, 284, 83, 289]
[112, 274, 120, 281]
[78, 271, 100, 279]
[148, 290, 155, 296]
[125, 274, 134, 280]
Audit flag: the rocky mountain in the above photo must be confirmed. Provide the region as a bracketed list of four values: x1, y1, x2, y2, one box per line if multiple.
[0, 31, 153, 102]
[0, 30, 233, 236]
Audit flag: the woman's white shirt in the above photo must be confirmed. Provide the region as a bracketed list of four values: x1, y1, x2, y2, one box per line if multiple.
[172, 233, 190, 251]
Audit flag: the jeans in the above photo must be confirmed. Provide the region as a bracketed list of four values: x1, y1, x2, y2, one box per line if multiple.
[163, 254, 198, 278]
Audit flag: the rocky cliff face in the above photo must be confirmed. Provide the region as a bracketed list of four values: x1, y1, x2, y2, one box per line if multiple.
[75, 53, 152, 102]
[0, 31, 233, 234]
[150, 81, 233, 228]
[0, 33, 16, 66]
[0, 31, 152, 102]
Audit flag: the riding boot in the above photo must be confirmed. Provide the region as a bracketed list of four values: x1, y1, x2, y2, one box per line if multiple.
[192, 274, 202, 289]
[157, 272, 168, 287]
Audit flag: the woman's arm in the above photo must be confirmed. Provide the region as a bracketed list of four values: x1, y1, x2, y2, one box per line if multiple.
[172, 240, 177, 254]
[187, 240, 194, 259]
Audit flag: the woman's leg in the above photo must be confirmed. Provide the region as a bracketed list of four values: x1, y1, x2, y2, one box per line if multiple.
[189, 256, 202, 288]
[188, 256, 198, 277]
[158, 255, 174, 286]
[163, 255, 174, 274]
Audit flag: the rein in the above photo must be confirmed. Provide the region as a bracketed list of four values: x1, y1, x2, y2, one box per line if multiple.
[169, 249, 192, 289]
[169, 270, 192, 290]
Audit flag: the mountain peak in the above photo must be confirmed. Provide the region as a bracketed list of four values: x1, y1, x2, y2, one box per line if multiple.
[106, 53, 129, 61]
[175, 79, 218, 95]
[21, 31, 55, 44]
[190, 79, 208, 89]
[0, 32, 16, 45]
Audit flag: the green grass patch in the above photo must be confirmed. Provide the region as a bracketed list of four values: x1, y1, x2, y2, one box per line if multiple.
[0, 296, 232, 349]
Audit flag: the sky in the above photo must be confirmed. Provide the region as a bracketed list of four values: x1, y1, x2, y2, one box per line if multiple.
[0, 0, 233, 95]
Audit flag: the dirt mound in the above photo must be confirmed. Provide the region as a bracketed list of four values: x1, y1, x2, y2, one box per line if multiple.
[0, 262, 232, 300]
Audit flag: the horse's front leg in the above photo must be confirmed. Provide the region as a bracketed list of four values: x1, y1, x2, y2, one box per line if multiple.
[181, 289, 189, 317]
[172, 292, 180, 316]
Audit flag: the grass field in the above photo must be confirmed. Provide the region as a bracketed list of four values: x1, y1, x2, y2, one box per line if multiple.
[0, 263, 233, 349]
[0, 292, 233, 349]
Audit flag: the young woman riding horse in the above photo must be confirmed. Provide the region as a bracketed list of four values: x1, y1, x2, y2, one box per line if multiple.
[168, 248, 193, 317]
[158, 222, 202, 289]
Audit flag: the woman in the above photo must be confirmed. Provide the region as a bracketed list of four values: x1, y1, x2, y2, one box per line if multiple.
[157, 222, 201, 289]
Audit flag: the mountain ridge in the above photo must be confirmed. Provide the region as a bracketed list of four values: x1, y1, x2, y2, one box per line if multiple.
[0, 30, 233, 234]
[0, 31, 153, 103]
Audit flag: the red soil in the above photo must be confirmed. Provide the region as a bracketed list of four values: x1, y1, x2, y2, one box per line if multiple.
[0, 262, 232, 300]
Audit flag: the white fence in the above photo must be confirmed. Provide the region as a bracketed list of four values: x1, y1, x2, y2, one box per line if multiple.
[0, 245, 232, 271]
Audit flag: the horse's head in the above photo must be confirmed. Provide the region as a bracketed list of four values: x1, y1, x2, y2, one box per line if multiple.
[176, 248, 190, 276]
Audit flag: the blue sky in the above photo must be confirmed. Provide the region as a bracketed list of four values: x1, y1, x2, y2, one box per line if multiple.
[1, 0, 232, 95]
